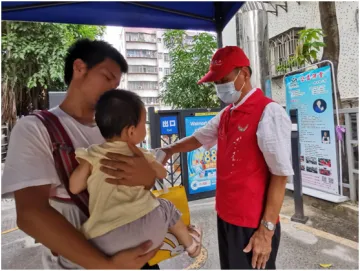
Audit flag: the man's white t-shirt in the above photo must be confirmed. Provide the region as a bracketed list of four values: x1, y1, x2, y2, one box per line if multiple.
[2, 106, 104, 197]
[2, 106, 105, 269]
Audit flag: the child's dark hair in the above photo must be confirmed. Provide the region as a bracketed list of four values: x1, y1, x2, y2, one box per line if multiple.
[95, 89, 144, 139]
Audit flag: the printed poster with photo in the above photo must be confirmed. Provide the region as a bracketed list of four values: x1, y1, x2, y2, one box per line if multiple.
[285, 66, 339, 195]
[184, 115, 217, 195]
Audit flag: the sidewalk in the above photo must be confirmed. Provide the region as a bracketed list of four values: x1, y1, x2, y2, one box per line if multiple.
[159, 197, 358, 270]
[1, 197, 359, 269]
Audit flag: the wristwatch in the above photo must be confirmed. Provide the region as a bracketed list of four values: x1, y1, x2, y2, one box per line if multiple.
[261, 220, 276, 231]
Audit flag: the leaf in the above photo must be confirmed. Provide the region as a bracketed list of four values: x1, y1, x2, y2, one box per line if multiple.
[160, 30, 219, 108]
[310, 50, 318, 60]
[2, 21, 105, 117]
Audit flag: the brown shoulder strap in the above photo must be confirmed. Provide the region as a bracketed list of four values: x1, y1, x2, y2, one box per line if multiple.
[32, 110, 90, 218]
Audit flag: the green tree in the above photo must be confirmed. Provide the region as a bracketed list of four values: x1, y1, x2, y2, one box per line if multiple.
[276, 28, 326, 74]
[160, 30, 219, 109]
[1, 22, 105, 127]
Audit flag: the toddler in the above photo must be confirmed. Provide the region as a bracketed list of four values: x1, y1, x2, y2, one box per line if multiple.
[69, 89, 202, 258]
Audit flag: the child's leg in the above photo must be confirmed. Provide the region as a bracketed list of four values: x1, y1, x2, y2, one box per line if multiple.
[169, 222, 202, 257]
[169, 219, 193, 248]
[158, 198, 202, 258]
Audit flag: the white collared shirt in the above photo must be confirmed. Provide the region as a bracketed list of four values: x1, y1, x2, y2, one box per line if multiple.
[193, 88, 294, 177]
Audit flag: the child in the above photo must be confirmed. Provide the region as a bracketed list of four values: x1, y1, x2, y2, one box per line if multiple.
[69, 89, 202, 258]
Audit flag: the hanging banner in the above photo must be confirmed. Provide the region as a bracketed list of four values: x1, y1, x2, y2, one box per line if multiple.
[285, 65, 339, 195]
[184, 115, 217, 195]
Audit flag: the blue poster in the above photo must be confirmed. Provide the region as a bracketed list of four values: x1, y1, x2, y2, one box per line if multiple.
[265, 79, 272, 98]
[285, 66, 339, 195]
[185, 115, 217, 195]
[160, 116, 178, 135]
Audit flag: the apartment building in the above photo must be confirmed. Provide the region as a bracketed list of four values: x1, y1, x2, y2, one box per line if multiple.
[105, 26, 200, 110]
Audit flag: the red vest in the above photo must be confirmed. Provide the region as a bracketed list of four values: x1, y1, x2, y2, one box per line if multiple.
[216, 89, 275, 228]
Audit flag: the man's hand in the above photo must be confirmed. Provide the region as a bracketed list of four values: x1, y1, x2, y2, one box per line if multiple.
[243, 225, 273, 269]
[109, 241, 161, 269]
[158, 136, 202, 165]
[158, 147, 173, 165]
[100, 143, 156, 188]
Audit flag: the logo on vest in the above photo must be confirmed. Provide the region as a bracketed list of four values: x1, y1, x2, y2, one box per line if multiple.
[238, 124, 249, 132]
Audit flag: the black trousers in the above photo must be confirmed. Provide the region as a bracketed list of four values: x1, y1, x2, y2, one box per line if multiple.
[217, 215, 281, 270]
[142, 263, 159, 270]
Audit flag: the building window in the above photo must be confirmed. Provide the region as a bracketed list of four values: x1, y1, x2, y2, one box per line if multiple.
[128, 65, 157, 74]
[157, 38, 162, 43]
[184, 35, 193, 45]
[158, 53, 163, 59]
[125, 32, 156, 43]
[128, 81, 159, 90]
[269, 27, 304, 77]
[126, 50, 157, 59]
[164, 68, 171, 75]
[141, 97, 160, 105]
[164, 53, 170, 62]
[159, 67, 163, 72]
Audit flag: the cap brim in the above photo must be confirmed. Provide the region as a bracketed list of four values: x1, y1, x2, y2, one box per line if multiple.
[198, 70, 224, 85]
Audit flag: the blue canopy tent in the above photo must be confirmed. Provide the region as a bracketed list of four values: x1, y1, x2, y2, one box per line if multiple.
[1, 1, 245, 47]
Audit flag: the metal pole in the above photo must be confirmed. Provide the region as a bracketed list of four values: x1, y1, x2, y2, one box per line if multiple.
[290, 109, 308, 224]
[345, 113, 356, 201]
[215, 12, 227, 109]
[214, 2, 227, 109]
[148, 107, 158, 149]
[216, 28, 223, 48]
[237, 2, 269, 93]
[216, 29, 226, 109]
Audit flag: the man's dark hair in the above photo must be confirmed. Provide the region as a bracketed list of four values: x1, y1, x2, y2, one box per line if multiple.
[95, 89, 144, 139]
[64, 39, 128, 85]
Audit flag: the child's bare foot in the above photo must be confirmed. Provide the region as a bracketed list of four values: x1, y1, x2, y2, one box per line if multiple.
[186, 225, 202, 258]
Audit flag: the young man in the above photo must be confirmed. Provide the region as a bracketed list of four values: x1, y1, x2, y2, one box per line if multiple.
[161, 46, 294, 269]
[2, 39, 160, 269]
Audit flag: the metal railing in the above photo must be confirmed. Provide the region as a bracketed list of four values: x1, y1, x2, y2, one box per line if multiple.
[339, 108, 359, 202]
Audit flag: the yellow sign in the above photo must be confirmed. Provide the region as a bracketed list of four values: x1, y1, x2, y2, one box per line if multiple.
[194, 112, 218, 116]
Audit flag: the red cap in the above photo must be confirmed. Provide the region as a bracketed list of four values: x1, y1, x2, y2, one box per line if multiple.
[198, 46, 250, 84]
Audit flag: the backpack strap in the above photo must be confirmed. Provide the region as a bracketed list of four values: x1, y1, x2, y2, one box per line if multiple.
[32, 110, 90, 218]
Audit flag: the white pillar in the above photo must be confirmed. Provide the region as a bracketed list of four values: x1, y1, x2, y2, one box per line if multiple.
[237, 2, 270, 93]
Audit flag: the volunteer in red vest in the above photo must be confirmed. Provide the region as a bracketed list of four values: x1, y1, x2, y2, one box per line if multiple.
[161, 46, 294, 269]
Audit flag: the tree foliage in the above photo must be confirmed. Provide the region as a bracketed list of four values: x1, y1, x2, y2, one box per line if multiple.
[160, 30, 219, 109]
[1, 21, 104, 126]
[276, 28, 325, 73]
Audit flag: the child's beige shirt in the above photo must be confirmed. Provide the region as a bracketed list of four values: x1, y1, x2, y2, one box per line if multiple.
[75, 141, 165, 239]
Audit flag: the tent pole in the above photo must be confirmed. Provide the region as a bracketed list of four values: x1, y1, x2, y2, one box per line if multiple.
[217, 29, 226, 109]
[216, 28, 223, 48]
[214, 2, 226, 109]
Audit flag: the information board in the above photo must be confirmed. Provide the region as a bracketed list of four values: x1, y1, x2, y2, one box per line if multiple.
[184, 115, 217, 195]
[285, 66, 339, 195]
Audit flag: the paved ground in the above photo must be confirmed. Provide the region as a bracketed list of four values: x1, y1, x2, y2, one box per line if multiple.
[1, 197, 358, 270]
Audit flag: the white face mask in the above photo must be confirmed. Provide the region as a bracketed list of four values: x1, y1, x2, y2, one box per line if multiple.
[215, 71, 246, 104]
